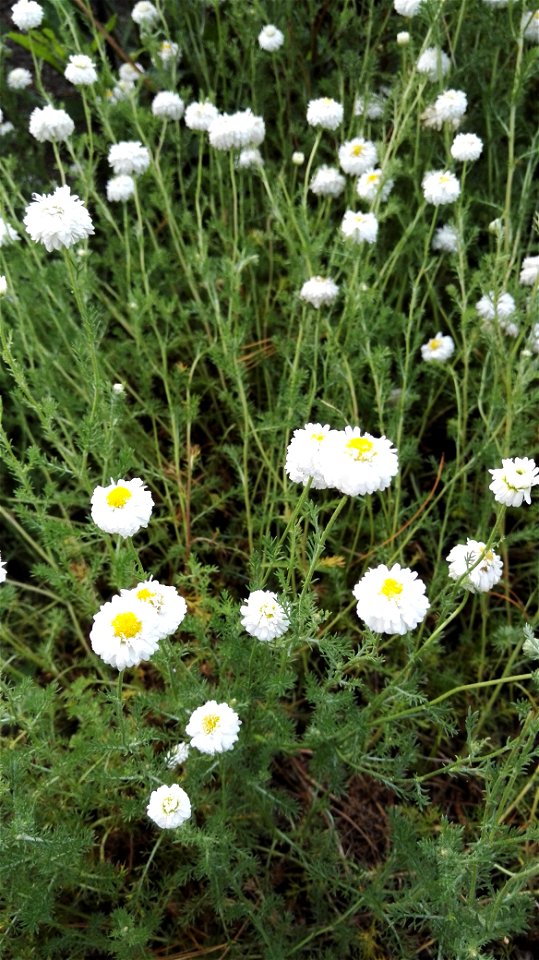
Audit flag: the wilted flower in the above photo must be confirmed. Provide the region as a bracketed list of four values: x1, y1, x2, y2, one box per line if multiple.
[519, 255, 539, 286]
[450, 133, 483, 162]
[356, 168, 394, 202]
[285, 422, 335, 489]
[90, 594, 161, 670]
[106, 175, 135, 203]
[7, 67, 32, 89]
[421, 333, 455, 362]
[186, 701, 241, 754]
[416, 46, 450, 80]
[108, 141, 150, 176]
[121, 579, 187, 640]
[306, 97, 343, 130]
[488, 457, 539, 507]
[131, 1, 159, 27]
[446, 539, 503, 593]
[258, 24, 284, 51]
[422, 170, 460, 205]
[152, 91, 185, 120]
[29, 105, 74, 142]
[299, 276, 339, 308]
[0, 217, 19, 247]
[341, 210, 379, 244]
[23, 185, 94, 251]
[309, 165, 346, 197]
[147, 784, 191, 829]
[90, 477, 154, 537]
[240, 589, 290, 642]
[184, 100, 219, 131]
[353, 562, 430, 635]
[11, 0, 44, 30]
[64, 54, 98, 86]
[432, 224, 459, 252]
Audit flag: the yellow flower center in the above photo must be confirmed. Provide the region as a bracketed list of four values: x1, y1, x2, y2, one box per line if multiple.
[111, 611, 142, 640]
[162, 795, 179, 814]
[311, 432, 325, 441]
[380, 578, 403, 600]
[260, 603, 275, 619]
[439, 175, 450, 184]
[136, 588, 156, 603]
[201, 713, 220, 734]
[367, 172, 379, 183]
[106, 485, 132, 508]
[346, 436, 374, 461]
[429, 338, 441, 350]
[352, 144, 364, 156]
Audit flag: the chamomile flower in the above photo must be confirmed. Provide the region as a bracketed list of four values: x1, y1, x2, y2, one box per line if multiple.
[29, 105, 74, 142]
[519, 255, 539, 286]
[394, 0, 424, 15]
[306, 97, 343, 130]
[353, 563, 430, 635]
[158, 40, 180, 63]
[476, 291, 518, 336]
[450, 133, 483, 162]
[165, 742, 190, 768]
[0, 553, 7, 583]
[321, 426, 399, 496]
[0, 217, 19, 247]
[292, 151, 305, 165]
[353, 91, 387, 119]
[236, 148, 264, 169]
[11, 0, 44, 30]
[416, 46, 450, 81]
[422, 170, 460, 205]
[258, 24, 284, 51]
[23, 185, 94, 251]
[121, 579, 187, 640]
[152, 91, 185, 120]
[132, 1, 159, 28]
[421, 333, 455, 362]
[64, 54, 98, 86]
[208, 109, 265, 149]
[147, 784, 191, 829]
[108, 141, 150, 176]
[7, 67, 32, 90]
[338, 137, 378, 176]
[106, 175, 135, 203]
[341, 210, 379, 244]
[90, 594, 161, 670]
[309, 165, 346, 197]
[118, 61, 144, 82]
[446, 539, 503, 593]
[240, 589, 290, 642]
[0, 276, 7, 297]
[356, 168, 394, 203]
[488, 457, 539, 507]
[299, 276, 339, 309]
[432, 224, 459, 252]
[90, 477, 154, 537]
[184, 100, 219, 131]
[186, 700, 241, 754]
[397, 31, 410, 45]
[433, 89, 468, 122]
[285, 422, 334, 489]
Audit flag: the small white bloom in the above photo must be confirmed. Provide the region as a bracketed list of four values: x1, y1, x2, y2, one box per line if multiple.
[519, 255, 539, 286]
[353, 562, 430, 635]
[108, 141, 150, 176]
[416, 47, 450, 81]
[523, 626, 539, 659]
[0, 217, 19, 247]
[421, 332, 455, 362]
[90, 594, 161, 670]
[526, 322, 539, 354]
[394, 0, 424, 15]
[356, 168, 394, 203]
[258, 24, 284, 51]
[240, 589, 290, 642]
[476, 291, 518, 336]
[292, 151, 305, 165]
[185, 100, 219, 131]
[186, 700, 241, 755]
[64, 54, 98, 86]
[0, 122, 15, 136]
[321, 426, 399, 496]
[112, 382, 125, 395]
[338, 137, 378, 176]
[488, 457, 539, 507]
[121, 579, 187, 640]
[433, 88, 468, 122]
[106, 174, 135, 203]
[152, 91, 185, 120]
[306, 97, 343, 131]
[522, 9, 539, 42]
[90, 477, 154, 537]
[285, 422, 335, 489]
[147, 784, 191, 829]
[23, 185, 94, 252]
[353, 91, 387, 119]
[422, 170, 460, 205]
[29, 105, 74, 142]
[132, 1, 159, 27]
[450, 132, 483, 162]
[118, 61, 144, 82]
[208, 109, 265, 149]
[236, 147, 264, 169]
[0, 276, 7, 297]
[165, 742, 190, 768]
[309, 165, 346, 197]
[158, 40, 181, 63]
[432, 224, 459, 253]
[341, 210, 379, 244]
[299, 276, 339, 309]
[446, 539, 503, 593]
[105, 79, 136, 104]
[7, 67, 32, 90]
[0, 552, 7, 582]
[11, 0, 44, 30]
[396, 31, 410, 45]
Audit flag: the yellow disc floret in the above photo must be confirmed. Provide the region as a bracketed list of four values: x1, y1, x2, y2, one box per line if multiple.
[162, 795, 180, 814]
[380, 578, 403, 600]
[111, 611, 142, 639]
[346, 436, 375, 461]
[106, 485, 133, 508]
[201, 713, 220, 734]
[311, 432, 325, 442]
[428, 338, 441, 350]
[352, 144, 364, 156]
[136, 588, 156, 603]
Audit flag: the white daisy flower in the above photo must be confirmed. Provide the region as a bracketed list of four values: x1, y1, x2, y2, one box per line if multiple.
[106, 80, 136, 104]
[0, 121, 14, 136]
[341, 210, 379, 244]
[90, 477, 154, 537]
[285, 422, 335, 489]
[321, 426, 399, 496]
[240, 589, 290, 642]
[0, 552, 7, 583]
[29, 105, 74, 142]
[421, 333, 455, 362]
[11, 0, 43, 30]
[309, 165, 346, 197]
[433, 89, 468, 122]
[522, 9, 539, 42]
[394, 0, 424, 15]
[476, 291, 518, 337]
[106, 175, 135, 203]
[90, 594, 161, 670]
[64, 54, 98, 86]
[338, 137, 378, 176]
[147, 784, 191, 829]
[132, 1, 159, 28]
[353, 562, 430, 635]
[258, 24, 284, 51]
[185, 100, 219, 131]
[152, 91, 185, 120]
[0, 217, 19, 247]
[299, 277, 339, 309]
[108, 141, 150, 176]
[165, 742, 190, 768]
[446, 539, 503, 593]
[353, 91, 387, 119]
[422, 170, 460, 205]
[158, 40, 181, 63]
[121, 579, 187, 640]
[306, 97, 343, 130]
[432, 224, 459, 253]
[450, 133, 483, 162]
[7, 67, 32, 90]
[186, 700, 241, 755]
[0, 276, 7, 297]
[236, 148, 264, 169]
[118, 61, 144, 82]
[208, 109, 265, 149]
[488, 457, 539, 507]
[416, 47, 450, 81]
[519, 255, 539, 286]
[23, 185, 94, 252]
[356, 168, 394, 203]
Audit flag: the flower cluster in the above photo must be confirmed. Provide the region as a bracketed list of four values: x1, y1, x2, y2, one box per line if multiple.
[285, 423, 398, 496]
